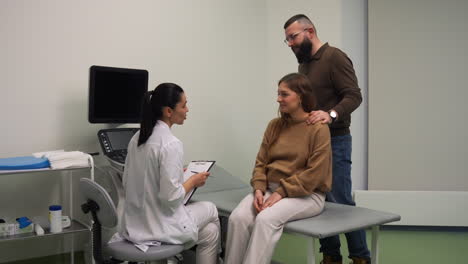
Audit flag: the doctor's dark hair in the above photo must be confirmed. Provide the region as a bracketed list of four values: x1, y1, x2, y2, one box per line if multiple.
[138, 83, 184, 146]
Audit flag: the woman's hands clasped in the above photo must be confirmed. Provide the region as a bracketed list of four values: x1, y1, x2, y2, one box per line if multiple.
[253, 190, 264, 213]
[262, 192, 282, 210]
[253, 189, 283, 213]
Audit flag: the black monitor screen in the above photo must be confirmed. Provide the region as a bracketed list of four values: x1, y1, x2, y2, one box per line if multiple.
[88, 65, 148, 123]
[106, 130, 135, 150]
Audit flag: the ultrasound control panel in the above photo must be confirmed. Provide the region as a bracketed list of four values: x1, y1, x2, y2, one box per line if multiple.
[97, 128, 139, 165]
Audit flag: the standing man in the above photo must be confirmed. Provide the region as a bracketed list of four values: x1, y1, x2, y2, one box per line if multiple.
[283, 14, 370, 264]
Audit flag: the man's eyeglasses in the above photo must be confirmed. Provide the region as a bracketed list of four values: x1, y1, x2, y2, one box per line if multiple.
[284, 28, 310, 45]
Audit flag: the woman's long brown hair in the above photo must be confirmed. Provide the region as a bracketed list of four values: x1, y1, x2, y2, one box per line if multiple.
[268, 73, 317, 148]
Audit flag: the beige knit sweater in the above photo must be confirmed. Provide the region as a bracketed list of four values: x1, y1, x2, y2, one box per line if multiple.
[251, 117, 332, 197]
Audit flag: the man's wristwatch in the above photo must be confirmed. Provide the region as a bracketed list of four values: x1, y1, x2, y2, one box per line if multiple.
[329, 110, 338, 123]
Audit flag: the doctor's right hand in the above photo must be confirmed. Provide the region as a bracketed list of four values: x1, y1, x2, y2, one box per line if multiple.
[190, 172, 210, 187]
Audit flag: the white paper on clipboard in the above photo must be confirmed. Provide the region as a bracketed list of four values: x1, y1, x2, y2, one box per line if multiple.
[183, 160, 216, 205]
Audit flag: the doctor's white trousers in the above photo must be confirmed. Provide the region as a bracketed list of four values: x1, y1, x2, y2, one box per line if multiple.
[186, 201, 221, 264]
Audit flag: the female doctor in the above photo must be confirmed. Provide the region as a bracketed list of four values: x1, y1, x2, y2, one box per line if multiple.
[118, 83, 220, 264]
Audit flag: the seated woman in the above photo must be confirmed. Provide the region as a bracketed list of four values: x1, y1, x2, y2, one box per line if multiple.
[224, 73, 332, 264]
[118, 83, 220, 264]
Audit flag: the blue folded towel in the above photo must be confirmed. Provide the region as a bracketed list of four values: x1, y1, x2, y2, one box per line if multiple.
[16, 217, 32, 228]
[0, 156, 50, 170]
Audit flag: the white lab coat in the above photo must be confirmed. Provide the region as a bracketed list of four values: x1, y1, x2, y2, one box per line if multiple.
[118, 121, 198, 245]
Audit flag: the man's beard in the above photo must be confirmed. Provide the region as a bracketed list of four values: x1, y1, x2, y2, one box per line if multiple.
[293, 37, 313, 64]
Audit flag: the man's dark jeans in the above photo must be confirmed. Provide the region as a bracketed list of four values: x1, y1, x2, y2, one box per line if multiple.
[319, 134, 370, 258]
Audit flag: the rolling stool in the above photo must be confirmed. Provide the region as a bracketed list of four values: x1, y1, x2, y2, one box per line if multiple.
[80, 178, 184, 264]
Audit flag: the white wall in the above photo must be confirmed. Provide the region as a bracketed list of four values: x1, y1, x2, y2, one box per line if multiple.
[368, 0, 468, 191]
[0, 0, 368, 261]
[0, 0, 268, 182]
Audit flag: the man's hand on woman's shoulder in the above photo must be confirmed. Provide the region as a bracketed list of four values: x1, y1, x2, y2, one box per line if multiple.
[306, 110, 332, 125]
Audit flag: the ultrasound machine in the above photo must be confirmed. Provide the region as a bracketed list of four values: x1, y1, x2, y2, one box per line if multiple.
[88, 65, 147, 169]
[97, 128, 138, 166]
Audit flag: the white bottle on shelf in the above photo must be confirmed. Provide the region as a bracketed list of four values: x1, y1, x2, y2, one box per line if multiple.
[49, 205, 63, 233]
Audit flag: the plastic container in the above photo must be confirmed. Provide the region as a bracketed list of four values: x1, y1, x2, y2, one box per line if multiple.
[49, 205, 62, 233]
